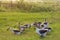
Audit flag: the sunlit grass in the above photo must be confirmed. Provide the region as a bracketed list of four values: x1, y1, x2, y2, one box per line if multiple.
[0, 12, 60, 40]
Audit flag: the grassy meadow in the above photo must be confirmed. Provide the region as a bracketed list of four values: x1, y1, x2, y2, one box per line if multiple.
[0, 12, 60, 40]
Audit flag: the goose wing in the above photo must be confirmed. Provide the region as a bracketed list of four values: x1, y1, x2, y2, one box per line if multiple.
[13, 30, 20, 32]
[39, 29, 48, 34]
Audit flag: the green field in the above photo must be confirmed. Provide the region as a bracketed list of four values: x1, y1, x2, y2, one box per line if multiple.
[0, 12, 60, 40]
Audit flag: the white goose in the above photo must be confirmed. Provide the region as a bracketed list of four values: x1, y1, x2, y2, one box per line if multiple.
[36, 24, 49, 37]
[43, 19, 51, 32]
[36, 27, 48, 37]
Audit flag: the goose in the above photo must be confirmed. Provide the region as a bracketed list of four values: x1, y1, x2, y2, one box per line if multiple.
[7, 27, 21, 35]
[24, 24, 31, 28]
[19, 26, 25, 32]
[31, 22, 42, 29]
[37, 22, 42, 28]
[7, 25, 25, 35]
[36, 27, 48, 37]
[18, 22, 25, 32]
[43, 21, 51, 32]
[42, 18, 52, 32]
[31, 22, 37, 27]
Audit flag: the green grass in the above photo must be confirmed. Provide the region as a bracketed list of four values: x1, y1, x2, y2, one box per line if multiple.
[0, 12, 60, 40]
